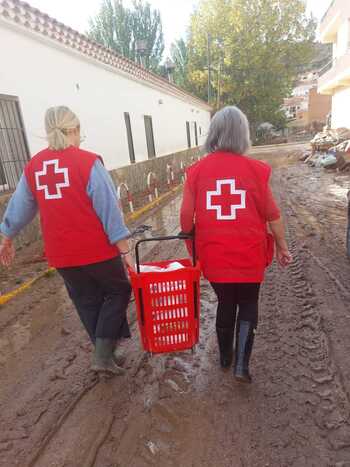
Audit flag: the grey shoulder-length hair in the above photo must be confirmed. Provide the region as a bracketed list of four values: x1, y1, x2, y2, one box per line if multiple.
[205, 106, 251, 155]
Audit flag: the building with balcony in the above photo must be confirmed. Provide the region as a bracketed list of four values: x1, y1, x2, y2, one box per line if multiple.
[318, 0, 350, 128]
[283, 72, 331, 129]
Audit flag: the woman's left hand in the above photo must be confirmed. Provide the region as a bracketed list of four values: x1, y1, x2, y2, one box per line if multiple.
[0, 237, 15, 267]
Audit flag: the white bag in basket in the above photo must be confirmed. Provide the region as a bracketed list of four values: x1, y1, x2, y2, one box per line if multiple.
[139, 261, 185, 273]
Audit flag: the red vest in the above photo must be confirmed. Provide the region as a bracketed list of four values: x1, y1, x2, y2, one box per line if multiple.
[25, 146, 118, 268]
[186, 151, 273, 283]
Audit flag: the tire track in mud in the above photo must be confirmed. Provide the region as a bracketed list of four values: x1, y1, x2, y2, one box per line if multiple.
[26, 376, 99, 467]
[29, 351, 149, 467]
[279, 165, 350, 411]
[235, 238, 349, 464]
[0, 287, 96, 467]
[281, 236, 350, 459]
[279, 165, 350, 300]
[255, 167, 350, 465]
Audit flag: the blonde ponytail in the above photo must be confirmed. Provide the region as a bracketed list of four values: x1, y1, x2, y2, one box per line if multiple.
[45, 106, 80, 150]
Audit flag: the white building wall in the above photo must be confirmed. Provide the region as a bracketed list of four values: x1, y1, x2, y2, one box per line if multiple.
[335, 20, 350, 58]
[332, 87, 350, 128]
[0, 23, 211, 170]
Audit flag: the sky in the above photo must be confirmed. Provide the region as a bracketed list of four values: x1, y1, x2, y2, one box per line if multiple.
[27, 0, 333, 57]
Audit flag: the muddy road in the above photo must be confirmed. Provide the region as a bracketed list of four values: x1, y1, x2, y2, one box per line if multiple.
[1, 144, 350, 467]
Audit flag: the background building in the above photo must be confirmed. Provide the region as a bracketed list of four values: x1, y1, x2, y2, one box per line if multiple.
[318, 0, 350, 129]
[283, 71, 331, 129]
[0, 0, 211, 192]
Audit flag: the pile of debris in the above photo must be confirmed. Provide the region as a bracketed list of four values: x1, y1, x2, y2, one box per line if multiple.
[300, 127, 350, 172]
[310, 128, 350, 152]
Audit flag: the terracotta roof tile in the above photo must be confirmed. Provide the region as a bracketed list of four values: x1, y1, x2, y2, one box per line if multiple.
[0, 0, 211, 110]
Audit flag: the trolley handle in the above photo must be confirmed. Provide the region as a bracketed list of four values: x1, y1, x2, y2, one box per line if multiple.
[135, 234, 196, 273]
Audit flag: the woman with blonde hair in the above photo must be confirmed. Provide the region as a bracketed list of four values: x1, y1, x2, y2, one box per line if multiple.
[0, 106, 133, 376]
[181, 106, 292, 383]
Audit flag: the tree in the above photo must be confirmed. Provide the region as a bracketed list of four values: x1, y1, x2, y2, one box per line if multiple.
[88, 0, 165, 73]
[186, 0, 316, 133]
[300, 42, 332, 73]
[88, 0, 133, 58]
[170, 38, 190, 89]
[132, 0, 164, 71]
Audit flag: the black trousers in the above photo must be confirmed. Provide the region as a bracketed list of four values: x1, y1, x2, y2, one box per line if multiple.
[58, 256, 132, 342]
[211, 283, 260, 329]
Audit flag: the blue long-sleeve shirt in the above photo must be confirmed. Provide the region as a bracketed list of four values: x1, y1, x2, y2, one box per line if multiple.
[0, 160, 129, 244]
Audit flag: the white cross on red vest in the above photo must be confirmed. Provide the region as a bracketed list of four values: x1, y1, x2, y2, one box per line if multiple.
[206, 179, 246, 220]
[35, 160, 70, 200]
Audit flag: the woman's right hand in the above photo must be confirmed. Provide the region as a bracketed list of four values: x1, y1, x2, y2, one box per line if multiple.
[276, 245, 292, 267]
[0, 236, 15, 267]
[122, 253, 135, 272]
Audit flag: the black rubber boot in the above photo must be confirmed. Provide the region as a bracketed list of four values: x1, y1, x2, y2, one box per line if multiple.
[216, 327, 234, 369]
[91, 338, 126, 376]
[234, 320, 255, 383]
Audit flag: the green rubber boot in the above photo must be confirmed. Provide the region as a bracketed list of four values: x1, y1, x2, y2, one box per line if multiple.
[91, 338, 126, 376]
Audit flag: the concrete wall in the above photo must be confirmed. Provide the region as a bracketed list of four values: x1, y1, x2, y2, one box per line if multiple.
[111, 146, 203, 210]
[332, 87, 350, 128]
[0, 22, 211, 172]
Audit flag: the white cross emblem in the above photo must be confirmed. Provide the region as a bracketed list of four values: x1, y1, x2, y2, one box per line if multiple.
[35, 159, 70, 200]
[206, 179, 246, 220]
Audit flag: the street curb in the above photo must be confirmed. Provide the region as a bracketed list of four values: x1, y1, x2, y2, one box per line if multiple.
[0, 268, 55, 306]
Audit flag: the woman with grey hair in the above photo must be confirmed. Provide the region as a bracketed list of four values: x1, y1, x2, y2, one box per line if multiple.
[0, 106, 133, 376]
[181, 106, 291, 383]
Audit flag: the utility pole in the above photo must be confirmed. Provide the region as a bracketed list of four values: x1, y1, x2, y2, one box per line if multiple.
[217, 59, 222, 109]
[207, 32, 211, 104]
[216, 37, 224, 109]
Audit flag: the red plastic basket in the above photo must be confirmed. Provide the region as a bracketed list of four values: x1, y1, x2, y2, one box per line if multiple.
[129, 236, 201, 354]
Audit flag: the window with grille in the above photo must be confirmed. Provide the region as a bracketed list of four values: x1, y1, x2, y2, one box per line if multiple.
[144, 115, 156, 159]
[186, 121, 191, 148]
[124, 112, 135, 164]
[0, 95, 30, 193]
[194, 122, 199, 146]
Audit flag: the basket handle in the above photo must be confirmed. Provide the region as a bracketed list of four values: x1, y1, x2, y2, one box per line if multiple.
[135, 234, 196, 273]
